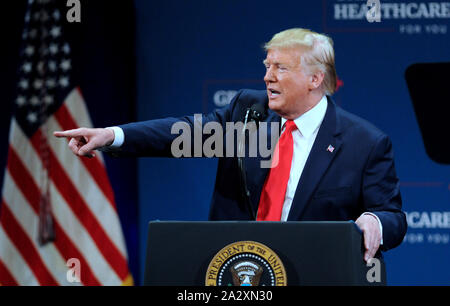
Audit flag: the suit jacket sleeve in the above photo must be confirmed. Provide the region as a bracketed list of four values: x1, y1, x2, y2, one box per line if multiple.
[363, 134, 407, 251]
[108, 90, 245, 157]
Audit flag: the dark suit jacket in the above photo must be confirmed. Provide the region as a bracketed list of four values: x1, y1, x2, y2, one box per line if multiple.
[113, 89, 407, 251]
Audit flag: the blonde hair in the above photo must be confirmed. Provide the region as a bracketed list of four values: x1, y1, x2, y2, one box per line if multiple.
[264, 28, 337, 95]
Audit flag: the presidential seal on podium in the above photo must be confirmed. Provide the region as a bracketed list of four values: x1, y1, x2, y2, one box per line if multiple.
[205, 241, 287, 286]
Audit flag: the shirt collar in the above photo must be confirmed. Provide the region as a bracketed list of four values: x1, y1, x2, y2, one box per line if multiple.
[281, 95, 328, 138]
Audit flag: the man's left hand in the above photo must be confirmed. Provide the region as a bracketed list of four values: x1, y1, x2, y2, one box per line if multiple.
[355, 214, 382, 263]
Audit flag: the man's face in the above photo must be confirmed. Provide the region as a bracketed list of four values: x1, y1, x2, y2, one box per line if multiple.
[263, 47, 312, 119]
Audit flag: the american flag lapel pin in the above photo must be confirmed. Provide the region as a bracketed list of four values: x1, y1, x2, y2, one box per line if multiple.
[327, 144, 335, 153]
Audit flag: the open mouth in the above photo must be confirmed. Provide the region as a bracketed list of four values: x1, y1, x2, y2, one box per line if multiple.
[268, 89, 281, 98]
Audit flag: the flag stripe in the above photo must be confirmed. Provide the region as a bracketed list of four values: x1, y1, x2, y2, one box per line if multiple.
[6, 146, 40, 212]
[71, 88, 93, 127]
[10, 125, 116, 283]
[6, 145, 41, 212]
[46, 115, 127, 257]
[0, 225, 38, 286]
[0, 257, 19, 286]
[5, 142, 102, 285]
[30, 130, 129, 280]
[0, 203, 58, 285]
[49, 184, 108, 285]
[51, 216, 102, 286]
[3, 169, 87, 286]
[54, 103, 116, 208]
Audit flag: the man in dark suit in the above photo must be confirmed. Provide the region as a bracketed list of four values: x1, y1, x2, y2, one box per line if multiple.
[55, 28, 407, 262]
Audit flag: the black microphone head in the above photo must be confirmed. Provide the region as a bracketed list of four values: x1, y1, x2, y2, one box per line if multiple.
[250, 103, 266, 121]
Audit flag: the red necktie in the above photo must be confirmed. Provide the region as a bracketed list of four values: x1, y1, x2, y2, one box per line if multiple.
[257, 120, 297, 221]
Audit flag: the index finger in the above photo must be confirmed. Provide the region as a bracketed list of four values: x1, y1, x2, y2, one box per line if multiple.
[53, 129, 85, 138]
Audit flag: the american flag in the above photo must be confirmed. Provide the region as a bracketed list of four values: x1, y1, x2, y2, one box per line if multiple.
[0, 0, 132, 285]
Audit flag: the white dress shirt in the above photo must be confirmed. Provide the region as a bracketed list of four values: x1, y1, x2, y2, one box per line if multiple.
[279, 95, 328, 221]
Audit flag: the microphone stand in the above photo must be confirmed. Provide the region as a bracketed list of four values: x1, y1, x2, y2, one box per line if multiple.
[238, 108, 257, 220]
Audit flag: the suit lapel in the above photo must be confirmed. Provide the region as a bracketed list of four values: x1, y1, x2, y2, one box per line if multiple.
[287, 97, 343, 221]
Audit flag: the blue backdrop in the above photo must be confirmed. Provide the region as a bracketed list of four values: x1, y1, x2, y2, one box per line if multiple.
[134, 0, 450, 285]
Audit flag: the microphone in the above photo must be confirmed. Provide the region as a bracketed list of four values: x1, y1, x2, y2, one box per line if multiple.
[238, 103, 266, 220]
[249, 103, 266, 123]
